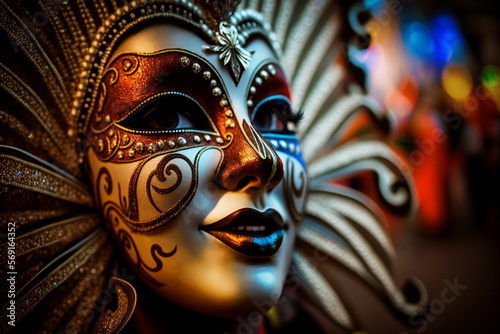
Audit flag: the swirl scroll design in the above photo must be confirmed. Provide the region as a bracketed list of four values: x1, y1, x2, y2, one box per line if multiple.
[121, 55, 140, 76]
[125, 153, 196, 232]
[99, 148, 211, 232]
[146, 154, 184, 214]
[96, 167, 113, 210]
[372, 163, 412, 215]
[284, 157, 307, 223]
[117, 229, 177, 287]
[118, 183, 129, 216]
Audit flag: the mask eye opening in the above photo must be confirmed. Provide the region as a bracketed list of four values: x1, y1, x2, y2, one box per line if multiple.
[117, 92, 218, 135]
[251, 95, 303, 134]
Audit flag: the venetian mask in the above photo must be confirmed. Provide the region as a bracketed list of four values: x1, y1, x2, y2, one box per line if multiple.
[0, 1, 431, 332]
[85, 21, 308, 316]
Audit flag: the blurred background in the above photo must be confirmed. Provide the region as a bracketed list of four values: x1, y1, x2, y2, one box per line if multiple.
[350, 0, 500, 332]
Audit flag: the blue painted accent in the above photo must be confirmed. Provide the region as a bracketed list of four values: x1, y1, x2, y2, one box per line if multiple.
[262, 133, 306, 168]
[250, 95, 291, 121]
[252, 230, 284, 252]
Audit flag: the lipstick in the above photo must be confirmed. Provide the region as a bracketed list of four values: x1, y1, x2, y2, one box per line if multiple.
[200, 208, 286, 257]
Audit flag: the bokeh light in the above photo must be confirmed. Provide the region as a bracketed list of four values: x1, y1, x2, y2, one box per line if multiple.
[482, 65, 500, 88]
[441, 63, 473, 101]
[404, 22, 436, 57]
[431, 13, 468, 64]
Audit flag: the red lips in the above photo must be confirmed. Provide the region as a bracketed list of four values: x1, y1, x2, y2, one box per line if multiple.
[200, 208, 286, 257]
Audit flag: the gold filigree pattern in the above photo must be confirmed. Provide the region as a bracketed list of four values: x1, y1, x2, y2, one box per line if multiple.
[117, 229, 177, 287]
[96, 148, 214, 232]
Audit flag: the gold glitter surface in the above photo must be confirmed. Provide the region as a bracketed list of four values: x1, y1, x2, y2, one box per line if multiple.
[0, 186, 86, 214]
[0, 63, 71, 159]
[0, 261, 43, 301]
[0, 230, 110, 334]
[0, 209, 70, 230]
[93, 283, 129, 334]
[0, 110, 67, 165]
[38, 240, 113, 333]
[0, 155, 93, 206]
[0, 2, 70, 119]
[0, 214, 101, 272]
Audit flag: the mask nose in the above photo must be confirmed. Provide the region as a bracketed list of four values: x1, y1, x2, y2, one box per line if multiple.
[215, 121, 284, 192]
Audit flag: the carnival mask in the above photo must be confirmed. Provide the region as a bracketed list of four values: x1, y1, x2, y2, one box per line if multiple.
[85, 22, 308, 316]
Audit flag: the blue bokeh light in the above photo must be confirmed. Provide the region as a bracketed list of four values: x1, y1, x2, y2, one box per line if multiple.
[401, 11, 468, 73]
[431, 13, 467, 64]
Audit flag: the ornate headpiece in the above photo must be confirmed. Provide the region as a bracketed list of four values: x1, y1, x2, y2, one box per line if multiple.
[0, 0, 427, 333]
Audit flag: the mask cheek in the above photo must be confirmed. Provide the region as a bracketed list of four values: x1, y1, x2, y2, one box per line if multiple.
[133, 153, 196, 221]
[88, 146, 223, 224]
[86, 149, 136, 218]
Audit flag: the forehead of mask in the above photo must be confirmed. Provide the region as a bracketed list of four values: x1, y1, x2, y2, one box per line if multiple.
[110, 22, 282, 91]
[96, 22, 290, 129]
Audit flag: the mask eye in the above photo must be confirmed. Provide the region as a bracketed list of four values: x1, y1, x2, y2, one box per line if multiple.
[252, 96, 302, 134]
[119, 93, 213, 132]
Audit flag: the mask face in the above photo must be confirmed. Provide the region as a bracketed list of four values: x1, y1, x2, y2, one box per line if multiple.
[85, 23, 308, 316]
